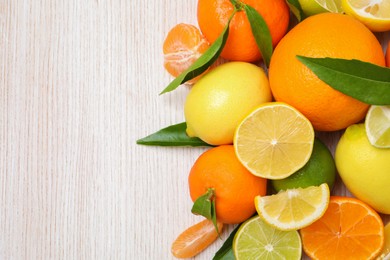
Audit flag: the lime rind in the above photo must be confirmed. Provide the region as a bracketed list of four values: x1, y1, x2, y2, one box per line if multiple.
[233, 216, 302, 260]
[365, 105, 390, 148]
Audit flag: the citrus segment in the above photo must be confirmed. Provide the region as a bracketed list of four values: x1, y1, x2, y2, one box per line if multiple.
[365, 105, 390, 148]
[234, 102, 314, 179]
[300, 196, 385, 260]
[171, 219, 223, 258]
[255, 183, 330, 231]
[299, 0, 343, 16]
[233, 216, 302, 260]
[342, 0, 390, 32]
[163, 23, 210, 83]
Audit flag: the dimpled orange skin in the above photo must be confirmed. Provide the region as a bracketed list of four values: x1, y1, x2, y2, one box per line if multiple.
[197, 0, 290, 62]
[269, 13, 386, 131]
[188, 145, 267, 224]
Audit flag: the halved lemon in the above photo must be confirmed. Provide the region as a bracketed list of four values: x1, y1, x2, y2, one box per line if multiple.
[233, 215, 302, 260]
[255, 183, 330, 231]
[299, 0, 343, 16]
[342, 0, 390, 32]
[233, 102, 315, 180]
[365, 105, 390, 148]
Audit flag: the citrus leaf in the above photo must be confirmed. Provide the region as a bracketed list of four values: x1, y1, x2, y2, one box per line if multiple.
[136, 122, 212, 147]
[244, 4, 273, 67]
[212, 224, 241, 260]
[286, 0, 305, 21]
[191, 188, 220, 235]
[297, 56, 390, 105]
[159, 11, 236, 95]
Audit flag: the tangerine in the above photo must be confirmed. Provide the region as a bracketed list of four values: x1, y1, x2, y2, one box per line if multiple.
[269, 13, 386, 131]
[188, 145, 267, 224]
[197, 0, 290, 62]
[300, 196, 385, 260]
[163, 23, 210, 83]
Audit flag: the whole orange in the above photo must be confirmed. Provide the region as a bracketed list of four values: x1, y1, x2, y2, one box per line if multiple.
[197, 0, 290, 62]
[188, 145, 267, 224]
[269, 13, 386, 131]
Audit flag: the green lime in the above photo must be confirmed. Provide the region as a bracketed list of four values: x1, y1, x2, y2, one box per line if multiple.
[271, 138, 336, 192]
[233, 215, 302, 259]
[299, 0, 343, 17]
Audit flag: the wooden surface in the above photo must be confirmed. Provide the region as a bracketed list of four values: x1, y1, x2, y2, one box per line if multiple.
[0, 1, 389, 259]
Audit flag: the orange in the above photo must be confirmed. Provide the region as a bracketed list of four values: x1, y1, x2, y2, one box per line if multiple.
[300, 196, 385, 260]
[171, 219, 223, 258]
[269, 13, 386, 131]
[197, 0, 290, 62]
[163, 23, 210, 83]
[387, 41, 390, 67]
[188, 145, 267, 224]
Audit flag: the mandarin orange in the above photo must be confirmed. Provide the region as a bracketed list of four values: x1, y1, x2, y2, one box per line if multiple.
[188, 145, 267, 224]
[300, 196, 384, 260]
[163, 23, 210, 83]
[269, 13, 385, 131]
[197, 0, 289, 62]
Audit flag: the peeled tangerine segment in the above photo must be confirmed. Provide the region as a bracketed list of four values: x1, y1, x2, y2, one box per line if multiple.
[234, 102, 314, 180]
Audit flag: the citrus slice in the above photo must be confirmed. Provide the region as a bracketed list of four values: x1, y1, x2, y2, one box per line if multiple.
[171, 219, 223, 258]
[342, 0, 390, 32]
[300, 196, 385, 260]
[233, 102, 315, 180]
[255, 183, 330, 231]
[365, 105, 390, 148]
[379, 222, 390, 259]
[299, 0, 343, 16]
[233, 215, 302, 260]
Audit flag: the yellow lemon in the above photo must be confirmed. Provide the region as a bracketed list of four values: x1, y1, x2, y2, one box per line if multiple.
[184, 62, 272, 145]
[335, 124, 390, 214]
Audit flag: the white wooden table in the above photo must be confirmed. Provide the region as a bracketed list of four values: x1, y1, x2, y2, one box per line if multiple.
[1, 1, 389, 259]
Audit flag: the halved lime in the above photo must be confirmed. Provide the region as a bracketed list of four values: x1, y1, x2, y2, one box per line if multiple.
[233, 215, 302, 259]
[299, 0, 343, 16]
[365, 105, 390, 148]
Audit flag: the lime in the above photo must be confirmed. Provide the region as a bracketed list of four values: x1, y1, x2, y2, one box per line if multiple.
[234, 102, 314, 180]
[233, 215, 302, 260]
[184, 62, 272, 146]
[335, 124, 390, 214]
[299, 0, 343, 16]
[365, 105, 390, 148]
[342, 0, 390, 32]
[255, 183, 330, 231]
[272, 138, 336, 192]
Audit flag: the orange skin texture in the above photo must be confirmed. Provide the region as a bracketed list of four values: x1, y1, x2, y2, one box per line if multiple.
[188, 145, 267, 224]
[197, 0, 290, 62]
[300, 196, 384, 260]
[269, 13, 385, 131]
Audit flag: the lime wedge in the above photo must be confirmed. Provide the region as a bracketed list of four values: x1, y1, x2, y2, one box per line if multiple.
[365, 105, 390, 148]
[233, 216, 302, 260]
[299, 0, 343, 16]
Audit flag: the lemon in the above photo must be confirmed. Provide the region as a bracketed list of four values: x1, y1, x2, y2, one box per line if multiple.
[234, 102, 314, 180]
[184, 62, 272, 146]
[299, 0, 343, 16]
[255, 183, 330, 231]
[233, 215, 302, 260]
[365, 105, 390, 148]
[272, 138, 336, 192]
[335, 124, 390, 214]
[342, 0, 390, 32]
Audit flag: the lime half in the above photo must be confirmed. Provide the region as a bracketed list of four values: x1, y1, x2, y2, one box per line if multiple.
[299, 0, 343, 16]
[365, 105, 390, 148]
[233, 216, 302, 260]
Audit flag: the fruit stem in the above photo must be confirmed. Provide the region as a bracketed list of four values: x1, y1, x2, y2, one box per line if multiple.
[230, 0, 245, 11]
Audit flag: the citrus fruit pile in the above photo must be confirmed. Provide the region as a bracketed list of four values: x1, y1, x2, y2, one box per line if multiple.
[137, 0, 390, 258]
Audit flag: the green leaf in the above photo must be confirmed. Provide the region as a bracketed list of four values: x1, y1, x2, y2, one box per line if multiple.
[159, 11, 236, 95]
[244, 4, 273, 67]
[285, 0, 305, 21]
[212, 224, 241, 260]
[136, 122, 212, 147]
[297, 56, 390, 105]
[191, 188, 220, 234]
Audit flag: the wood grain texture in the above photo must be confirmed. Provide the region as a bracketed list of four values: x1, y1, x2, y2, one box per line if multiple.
[0, 1, 389, 259]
